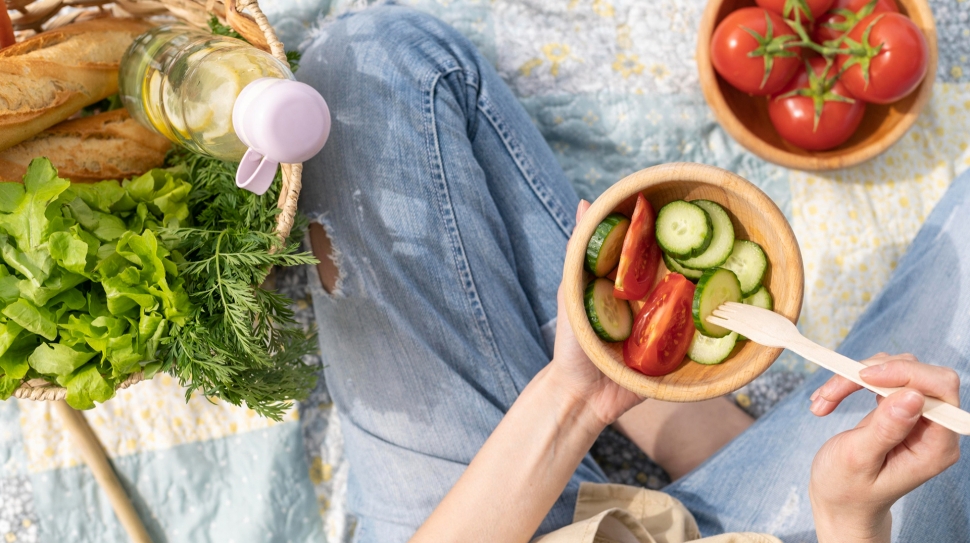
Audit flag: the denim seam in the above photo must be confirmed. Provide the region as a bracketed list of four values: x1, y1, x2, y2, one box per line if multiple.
[476, 92, 573, 238]
[422, 65, 519, 406]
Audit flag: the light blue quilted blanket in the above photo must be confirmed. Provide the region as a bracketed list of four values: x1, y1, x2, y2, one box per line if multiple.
[3, 0, 970, 541]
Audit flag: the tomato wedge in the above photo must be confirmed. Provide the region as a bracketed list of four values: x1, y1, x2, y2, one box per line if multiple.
[623, 273, 696, 377]
[614, 194, 661, 301]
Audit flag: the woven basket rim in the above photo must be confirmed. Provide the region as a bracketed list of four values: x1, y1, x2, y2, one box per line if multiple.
[8, 0, 304, 401]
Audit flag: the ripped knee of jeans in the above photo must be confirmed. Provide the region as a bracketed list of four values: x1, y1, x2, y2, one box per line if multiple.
[308, 218, 344, 297]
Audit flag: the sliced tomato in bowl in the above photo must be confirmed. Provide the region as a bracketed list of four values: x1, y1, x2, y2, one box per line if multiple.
[623, 273, 696, 377]
[614, 194, 661, 301]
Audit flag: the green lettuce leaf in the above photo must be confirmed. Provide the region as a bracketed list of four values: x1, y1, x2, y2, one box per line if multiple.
[0, 160, 201, 410]
[0, 183, 24, 213]
[28, 342, 96, 376]
[68, 181, 128, 213]
[102, 276, 157, 315]
[0, 330, 32, 380]
[66, 198, 128, 242]
[0, 275, 20, 306]
[106, 334, 141, 376]
[17, 269, 85, 306]
[48, 231, 91, 276]
[60, 363, 114, 410]
[0, 321, 23, 359]
[0, 159, 70, 249]
[1, 236, 53, 286]
[0, 375, 19, 400]
[3, 299, 56, 340]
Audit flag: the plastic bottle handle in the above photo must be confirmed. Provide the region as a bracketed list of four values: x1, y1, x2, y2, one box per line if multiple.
[236, 149, 280, 196]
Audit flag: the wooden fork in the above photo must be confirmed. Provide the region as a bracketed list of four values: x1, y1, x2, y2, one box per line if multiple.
[709, 302, 970, 435]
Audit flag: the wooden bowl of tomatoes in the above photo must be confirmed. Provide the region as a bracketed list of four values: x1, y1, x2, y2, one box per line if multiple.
[563, 163, 803, 401]
[697, 0, 937, 171]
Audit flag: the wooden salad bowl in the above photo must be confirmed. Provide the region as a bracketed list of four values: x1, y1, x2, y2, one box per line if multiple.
[563, 163, 804, 401]
[697, 0, 938, 171]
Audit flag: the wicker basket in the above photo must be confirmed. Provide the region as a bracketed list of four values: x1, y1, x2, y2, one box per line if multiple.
[6, 0, 304, 402]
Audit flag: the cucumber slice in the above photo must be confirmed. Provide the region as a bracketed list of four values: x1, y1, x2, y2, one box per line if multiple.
[721, 240, 768, 297]
[677, 200, 735, 271]
[586, 214, 630, 277]
[688, 329, 738, 365]
[655, 201, 713, 259]
[584, 278, 633, 342]
[738, 285, 773, 341]
[663, 253, 703, 281]
[692, 268, 742, 338]
[743, 285, 773, 310]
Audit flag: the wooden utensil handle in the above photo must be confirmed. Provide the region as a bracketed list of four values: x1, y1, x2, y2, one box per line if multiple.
[790, 339, 970, 436]
[52, 401, 152, 543]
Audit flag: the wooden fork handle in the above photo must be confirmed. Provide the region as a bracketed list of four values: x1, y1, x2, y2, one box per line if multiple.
[789, 339, 970, 436]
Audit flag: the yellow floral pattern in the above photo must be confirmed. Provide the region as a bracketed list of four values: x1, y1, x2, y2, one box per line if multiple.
[612, 53, 644, 78]
[791, 83, 970, 351]
[541, 43, 580, 77]
[18, 375, 295, 472]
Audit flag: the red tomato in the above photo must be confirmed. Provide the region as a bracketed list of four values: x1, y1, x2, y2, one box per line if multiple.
[614, 195, 661, 301]
[614, 192, 642, 218]
[836, 12, 928, 104]
[812, 0, 897, 43]
[756, 0, 835, 23]
[0, 8, 13, 49]
[622, 274, 695, 377]
[710, 8, 801, 95]
[768, 57, 865, 151]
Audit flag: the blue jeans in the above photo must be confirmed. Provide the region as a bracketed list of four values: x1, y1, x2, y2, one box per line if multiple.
[298, 6, 970, 542]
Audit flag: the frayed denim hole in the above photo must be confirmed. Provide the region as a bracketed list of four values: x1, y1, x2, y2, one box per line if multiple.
[308, 217, 345, 298]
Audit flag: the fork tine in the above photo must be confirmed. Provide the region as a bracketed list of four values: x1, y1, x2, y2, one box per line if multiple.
[711, 307, 739, 319]
[706, 315, 757, 337]
[705, 315, 734, 328]
[712, 303, 739, 314]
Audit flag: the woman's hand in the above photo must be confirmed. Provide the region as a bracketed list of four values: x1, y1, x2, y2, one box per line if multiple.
[808, 353, 962, 543]
[547, 200, 644, 428]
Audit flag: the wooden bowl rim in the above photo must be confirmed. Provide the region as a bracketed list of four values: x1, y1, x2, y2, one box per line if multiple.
[563, 162, 805, 401]
[696, 0, 939, 171]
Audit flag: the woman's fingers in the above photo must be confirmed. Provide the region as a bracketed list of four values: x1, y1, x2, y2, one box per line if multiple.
[859, 358, 961, 406]
[808, 356, 884, 415]
[809, 354, 955, 417]
[840, 389, 925, 475]
[810, 374, 863, 416]
[575, 199, 590, 225]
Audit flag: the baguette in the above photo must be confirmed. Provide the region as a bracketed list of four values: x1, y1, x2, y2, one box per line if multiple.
[0, 18, 154, 152]
[0, 109, 171, 183]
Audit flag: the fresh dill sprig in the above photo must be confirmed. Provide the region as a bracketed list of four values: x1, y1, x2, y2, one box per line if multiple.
[207, 16, 244, 41]
[162, 148, 318, 420]
[286, 50, 301, 73]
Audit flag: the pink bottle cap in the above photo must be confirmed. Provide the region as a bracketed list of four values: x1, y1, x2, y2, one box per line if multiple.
[232, 78, 331, 195]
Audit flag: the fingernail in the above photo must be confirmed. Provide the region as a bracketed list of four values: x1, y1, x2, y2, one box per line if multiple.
[810, 389, 820, 402]
[810, 396, 825, 415]
[860, 364, 886, 377]
[891, 391, 924, 420]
